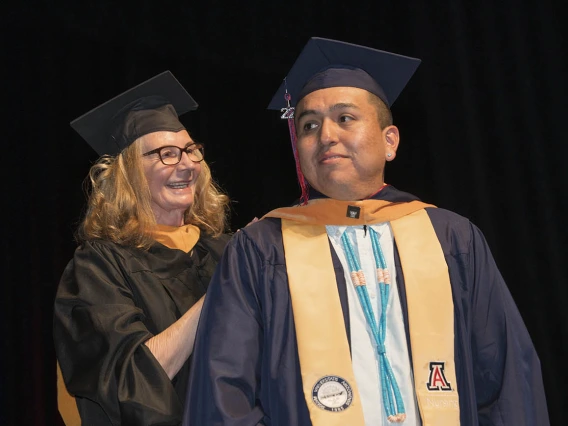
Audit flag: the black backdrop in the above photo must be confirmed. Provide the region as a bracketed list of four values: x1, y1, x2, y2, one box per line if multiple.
[2, 1, 566, 425]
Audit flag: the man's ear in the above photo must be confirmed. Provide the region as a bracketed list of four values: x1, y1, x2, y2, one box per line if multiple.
[384, 125, 400, 161]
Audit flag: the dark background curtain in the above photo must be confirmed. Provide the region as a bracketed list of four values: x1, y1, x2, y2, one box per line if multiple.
[2, 0, 566, 424]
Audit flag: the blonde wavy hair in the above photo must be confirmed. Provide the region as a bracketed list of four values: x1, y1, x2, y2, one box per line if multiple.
[77, 137, 230, 249]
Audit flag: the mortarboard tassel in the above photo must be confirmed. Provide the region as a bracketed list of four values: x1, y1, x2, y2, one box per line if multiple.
[283, 89, 309, 205]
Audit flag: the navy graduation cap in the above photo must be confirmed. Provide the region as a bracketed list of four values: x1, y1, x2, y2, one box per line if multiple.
[267, 37, 421, 111]
[71, 71, 198, 156]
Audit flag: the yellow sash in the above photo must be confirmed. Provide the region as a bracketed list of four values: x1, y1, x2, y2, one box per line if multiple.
[391, 210, 460, 425]
[282, 220, 365, 424]
[270, 199, 459, 425]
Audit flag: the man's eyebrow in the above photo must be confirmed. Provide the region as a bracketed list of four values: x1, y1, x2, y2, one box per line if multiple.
[296, 109, 317, 122]
[296, 102, 360, 121]
[330, 102, 359, 112]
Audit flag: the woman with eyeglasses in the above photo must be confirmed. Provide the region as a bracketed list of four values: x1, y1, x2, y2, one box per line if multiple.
[53, 71, 231, 426]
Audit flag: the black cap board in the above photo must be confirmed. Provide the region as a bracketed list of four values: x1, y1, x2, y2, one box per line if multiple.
[71, 71, 198, 156]
[267, 37, 421, 110]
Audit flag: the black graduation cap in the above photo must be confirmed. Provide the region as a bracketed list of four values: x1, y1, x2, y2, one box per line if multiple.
[71, 70, 198, 156]
[267, 37, 421, 111]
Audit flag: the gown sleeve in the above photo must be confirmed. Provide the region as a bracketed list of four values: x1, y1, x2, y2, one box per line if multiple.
[184, 230, 267, 426]
[469, 224, 550, 425]
[53, 241, 183, 426]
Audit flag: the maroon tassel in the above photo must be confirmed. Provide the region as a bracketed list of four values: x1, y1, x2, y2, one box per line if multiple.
[286, 117, 309, 205]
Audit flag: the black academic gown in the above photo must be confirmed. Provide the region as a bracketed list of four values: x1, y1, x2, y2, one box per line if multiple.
[184, 186, 549, 426]
[54, 234, 229, 426]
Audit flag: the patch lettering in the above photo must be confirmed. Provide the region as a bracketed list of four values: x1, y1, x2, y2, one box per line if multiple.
[426, 362, 452, 391]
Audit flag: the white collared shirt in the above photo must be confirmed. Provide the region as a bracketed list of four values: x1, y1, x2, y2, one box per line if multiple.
[326, 223, 421, 426]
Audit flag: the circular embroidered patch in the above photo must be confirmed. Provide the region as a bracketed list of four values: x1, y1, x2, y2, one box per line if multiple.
[312, 375, 353, 412]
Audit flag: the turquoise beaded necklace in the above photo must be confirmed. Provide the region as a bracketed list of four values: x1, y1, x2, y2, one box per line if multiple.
[340, 226, 406, 423]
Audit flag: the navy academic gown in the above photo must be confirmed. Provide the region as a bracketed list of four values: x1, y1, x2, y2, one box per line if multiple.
[184, 186, 549, 426]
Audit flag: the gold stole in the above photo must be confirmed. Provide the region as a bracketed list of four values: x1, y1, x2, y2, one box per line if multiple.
[265, 199, 460, 425]
[151, 223, 201, 252]
[57, 362, 81, 426]
[57, 224, 200, 425]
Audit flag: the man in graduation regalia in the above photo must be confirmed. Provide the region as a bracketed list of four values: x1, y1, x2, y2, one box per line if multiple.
[184, 37, 549, 426]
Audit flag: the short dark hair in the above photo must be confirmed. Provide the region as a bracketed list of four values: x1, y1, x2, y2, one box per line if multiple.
[367, 92, 393, 129]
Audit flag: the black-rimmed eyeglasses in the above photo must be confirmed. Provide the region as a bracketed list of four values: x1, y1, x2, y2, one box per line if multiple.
[142, 143, 205, 165]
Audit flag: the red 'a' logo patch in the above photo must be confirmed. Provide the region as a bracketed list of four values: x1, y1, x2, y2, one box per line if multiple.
[426, 362, 452, 391]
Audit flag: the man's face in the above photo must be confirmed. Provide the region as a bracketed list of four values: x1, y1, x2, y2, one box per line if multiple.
[295, 87, 399, 200]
